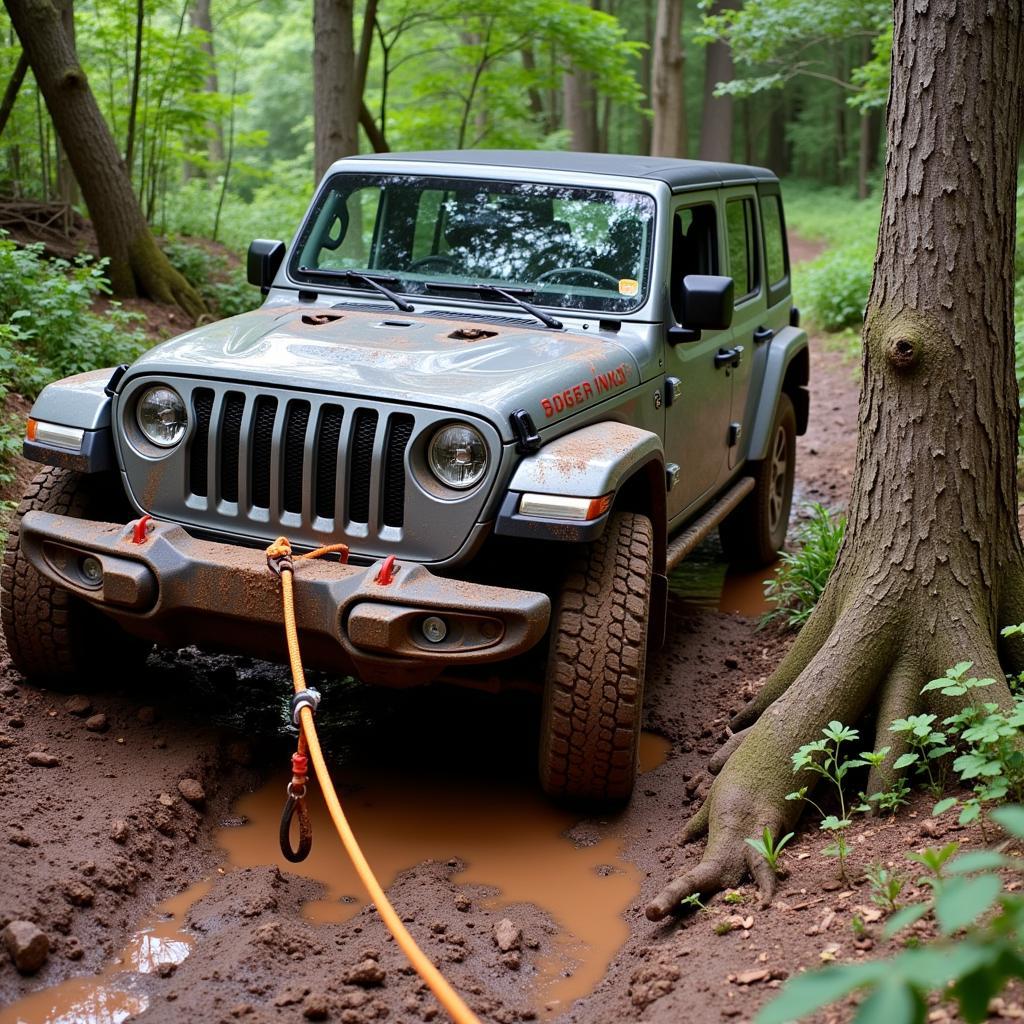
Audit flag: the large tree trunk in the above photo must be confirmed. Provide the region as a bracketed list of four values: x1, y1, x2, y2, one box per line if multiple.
[313, 0, 357, 182]
[650, 0, 685, 158]
[4, 0, 205, 317]
[697, 0, 737, 162]
[648, 0, 1024, 919]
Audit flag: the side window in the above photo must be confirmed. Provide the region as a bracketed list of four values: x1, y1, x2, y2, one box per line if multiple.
[671, 203, 718, 323]
[760, 194, 788, 287]
[725, 197, 760, 301]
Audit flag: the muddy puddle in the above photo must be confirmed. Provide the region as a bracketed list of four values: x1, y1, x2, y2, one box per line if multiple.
[669, 536, 777, 617]
[0, 882, 212, 1024]
[2, 735, 669, 1023]
[218, 731, 671, 1015]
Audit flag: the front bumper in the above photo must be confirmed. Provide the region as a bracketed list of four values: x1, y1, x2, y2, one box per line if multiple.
[18, 512, 551, 686]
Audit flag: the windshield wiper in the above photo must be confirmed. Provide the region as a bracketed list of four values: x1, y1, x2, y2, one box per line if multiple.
[425, 281, 563, 330]
[341, 271, 415, 312]
[300, 268, 414, 312]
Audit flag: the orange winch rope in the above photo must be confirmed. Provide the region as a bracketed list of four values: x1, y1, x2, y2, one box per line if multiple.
[265, 537, 480, 1024]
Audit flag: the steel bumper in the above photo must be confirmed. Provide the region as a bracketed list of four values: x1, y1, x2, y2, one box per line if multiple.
[17, 512, 551, 685]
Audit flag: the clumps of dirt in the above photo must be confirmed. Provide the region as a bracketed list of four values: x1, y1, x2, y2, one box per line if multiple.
[0, 651, 263, 994]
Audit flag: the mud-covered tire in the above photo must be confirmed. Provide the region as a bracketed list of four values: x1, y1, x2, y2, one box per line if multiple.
[1, 466, 150, 685]
[538, 511, 653, 805]
[719, 393, 796, 567]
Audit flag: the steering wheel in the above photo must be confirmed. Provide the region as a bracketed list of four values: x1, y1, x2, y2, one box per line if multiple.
[536, 267, 620, 289]
[409, 254, 461, 273]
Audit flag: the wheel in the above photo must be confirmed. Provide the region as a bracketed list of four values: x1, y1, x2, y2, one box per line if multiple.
[538, 511, 653, 805]
[1, 466, 150, 685]
[720, 392, 797, 566]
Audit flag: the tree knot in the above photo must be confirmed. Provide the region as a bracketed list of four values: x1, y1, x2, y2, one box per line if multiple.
[887, 336, 920, 370]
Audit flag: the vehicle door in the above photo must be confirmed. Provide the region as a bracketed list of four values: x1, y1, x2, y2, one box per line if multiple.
[664, 193, 733, 520]
[722, 188, 770, 470]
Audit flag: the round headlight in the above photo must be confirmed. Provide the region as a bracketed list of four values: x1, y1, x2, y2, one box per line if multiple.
[136, 386, 187, 448]
[428, 423, 488, 490]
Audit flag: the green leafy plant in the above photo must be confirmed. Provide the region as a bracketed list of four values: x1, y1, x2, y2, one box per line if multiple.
[678, 892, 706, 913]
[787, 721, 871, 880]
[0, 234, 148, 399]
[801, 242, 877, 332]
[744, 826, 795, 875]
[758, 809, 1024, 1024]
[723, 891, 745, 905]
[762, 504, 846, 630]
[865, 864, 905, 913]
[889, 713, 955, 796]
[923, 658, 1024, 830]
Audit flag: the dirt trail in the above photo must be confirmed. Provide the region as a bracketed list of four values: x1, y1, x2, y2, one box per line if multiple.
[2, 341, 996, 1024]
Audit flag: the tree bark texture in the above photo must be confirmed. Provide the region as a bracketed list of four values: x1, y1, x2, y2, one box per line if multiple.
[313, 0, 357, 182]
[648, 0, 1024, 920]
[4, 0, 205, 316]
[697, 0, 737, 162]
[650, 0, 685, 157]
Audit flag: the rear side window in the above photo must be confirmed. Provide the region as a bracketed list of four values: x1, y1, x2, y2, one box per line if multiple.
[760, 194, 788, 287]
[725, 198, 760, 301]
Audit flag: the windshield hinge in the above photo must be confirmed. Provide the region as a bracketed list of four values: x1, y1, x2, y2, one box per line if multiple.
[510, 409, 542, 454]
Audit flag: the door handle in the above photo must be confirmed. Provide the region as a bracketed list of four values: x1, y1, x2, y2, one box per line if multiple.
[714, 346, 743, 369]
[753, 325, 774, 344]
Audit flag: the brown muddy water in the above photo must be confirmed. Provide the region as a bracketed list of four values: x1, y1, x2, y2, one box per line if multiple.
[2, 541, 763, 1023]
[1, 738, 669, 1024]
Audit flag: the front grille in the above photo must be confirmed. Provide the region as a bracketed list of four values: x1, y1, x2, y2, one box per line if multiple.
[120, 377, 497, 563]
[348, 410, 378, 524]
[183, 389, 416, 536]
[189, 389, 214, 497]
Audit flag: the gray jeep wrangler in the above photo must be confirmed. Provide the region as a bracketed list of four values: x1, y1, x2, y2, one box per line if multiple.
[1, 151, 808, 804]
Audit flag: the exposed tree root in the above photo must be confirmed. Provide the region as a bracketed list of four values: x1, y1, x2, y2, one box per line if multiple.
[646, 574, 1022, 922]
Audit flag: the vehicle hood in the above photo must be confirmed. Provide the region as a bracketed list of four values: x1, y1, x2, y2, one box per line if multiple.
[125, 305, 642, 439]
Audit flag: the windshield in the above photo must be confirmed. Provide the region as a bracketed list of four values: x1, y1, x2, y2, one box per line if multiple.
[289, 173, 657, 315]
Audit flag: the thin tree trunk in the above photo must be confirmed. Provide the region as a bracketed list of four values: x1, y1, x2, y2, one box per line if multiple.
[0, 50, 28, 137]
[563, 67, 598, 151]
[650, 0, 685, 158]
[190, 0, 222, 172]
[648, 0, 1024, 920]
[124, 0, 143, 178]
[698, 0, 737, 162]
[313, 0, 357, 182]
[359, 100, 387, 152]
[4, 0, 205, 316]
[521, 46, 544, 125]
[54, 0, 76, 215]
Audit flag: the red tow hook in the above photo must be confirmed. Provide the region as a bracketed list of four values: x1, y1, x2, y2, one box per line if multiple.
[375, 555, 397, 586]
[131, 514, 154, 545]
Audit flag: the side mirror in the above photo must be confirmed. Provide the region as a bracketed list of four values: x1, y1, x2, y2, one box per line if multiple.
[247, 239, 286, 292]
[668, 274, 735, 343]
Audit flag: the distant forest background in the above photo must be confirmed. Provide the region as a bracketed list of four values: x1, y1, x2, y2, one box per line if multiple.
[0, 0, 891, 251]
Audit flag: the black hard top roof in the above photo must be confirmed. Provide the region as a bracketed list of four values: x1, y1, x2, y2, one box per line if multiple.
[345, 149, 778, 189]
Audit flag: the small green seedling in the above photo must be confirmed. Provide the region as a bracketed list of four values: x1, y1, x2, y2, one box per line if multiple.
[723, 891, 745, 905]
[865, 864, 905, 912]
[678, 892, 706, 913]
[745, 826, 795, 875]
[787, 721, 869, 879]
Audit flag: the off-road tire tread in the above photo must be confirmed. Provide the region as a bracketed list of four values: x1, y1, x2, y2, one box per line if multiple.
[539, 511, 653, 804]
[720, 393, 796, 567]
[1, 466, 146, 682]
